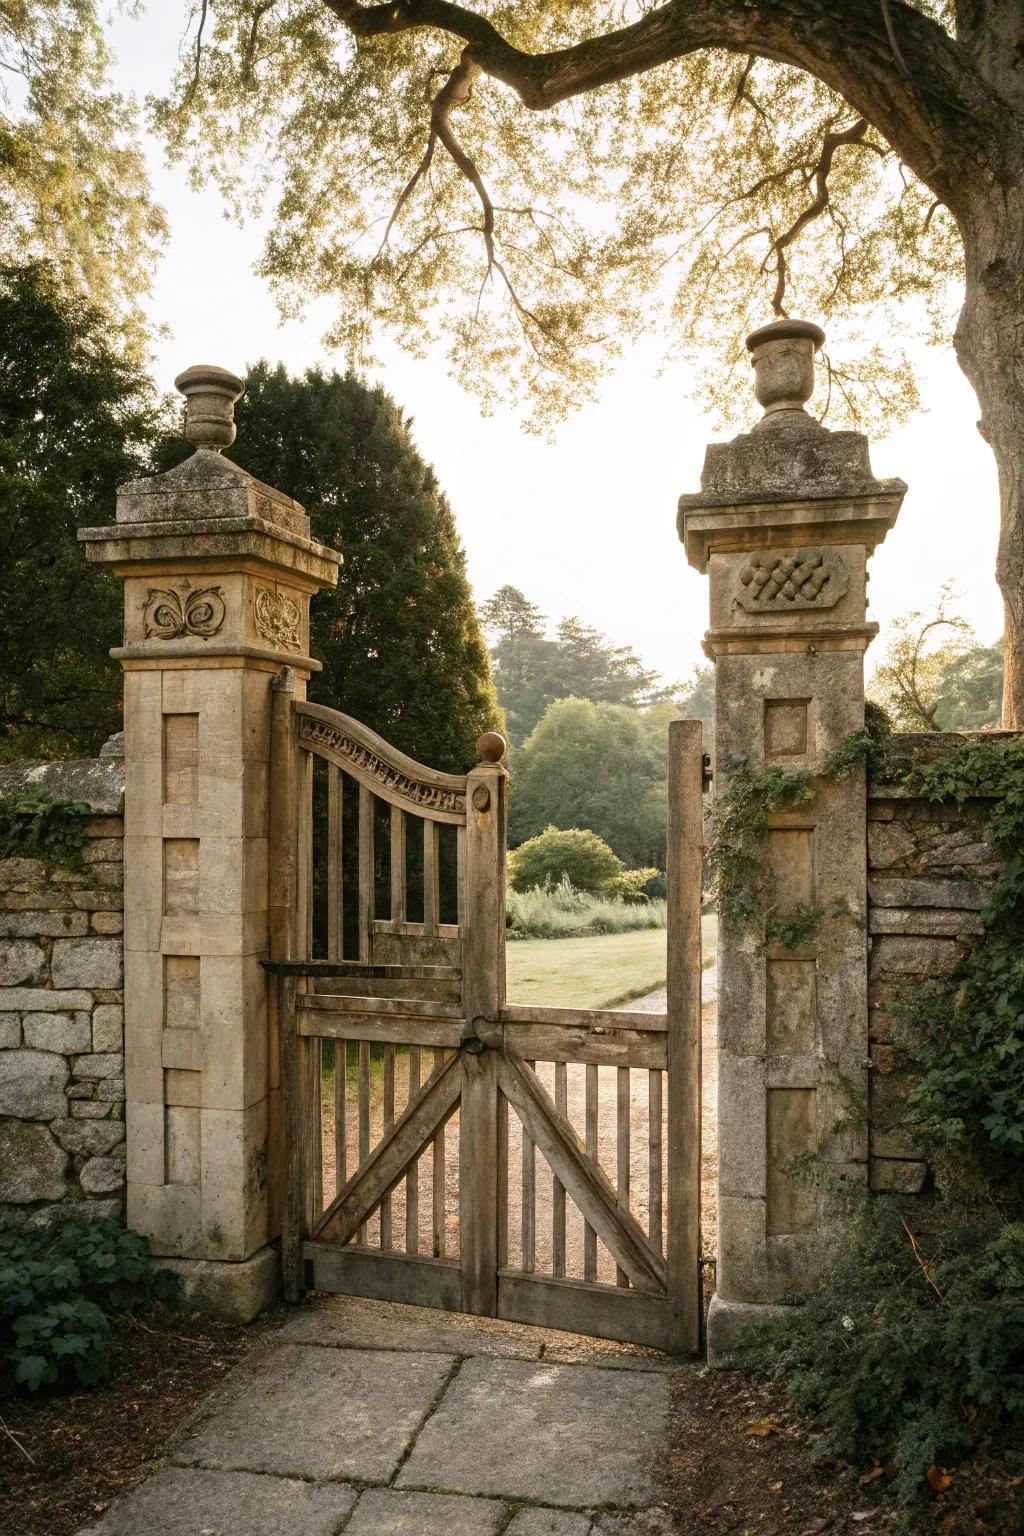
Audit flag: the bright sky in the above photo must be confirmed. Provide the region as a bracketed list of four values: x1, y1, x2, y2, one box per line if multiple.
[107, 7, 1004, 691]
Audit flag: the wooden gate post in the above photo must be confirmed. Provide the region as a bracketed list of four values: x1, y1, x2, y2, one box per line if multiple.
[678, 321, 904, 1364]
[666, 718, 704, 1355]
[79, 368, 340, 1320]
[459, 731, 508, 1315]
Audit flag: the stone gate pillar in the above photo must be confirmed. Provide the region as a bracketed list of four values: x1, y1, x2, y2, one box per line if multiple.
[678, 322, 904, 1362]
[79, 367, 340, 1318]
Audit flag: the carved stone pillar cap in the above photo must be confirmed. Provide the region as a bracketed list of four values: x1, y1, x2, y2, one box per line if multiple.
[174, 364, 245, 452]
[746, 319, 825, 422]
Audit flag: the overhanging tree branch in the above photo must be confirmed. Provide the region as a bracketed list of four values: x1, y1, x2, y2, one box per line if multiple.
[323, 0, 1017, 213]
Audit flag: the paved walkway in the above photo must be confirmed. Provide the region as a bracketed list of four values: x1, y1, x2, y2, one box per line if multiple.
[81, 1295, 680, 1535]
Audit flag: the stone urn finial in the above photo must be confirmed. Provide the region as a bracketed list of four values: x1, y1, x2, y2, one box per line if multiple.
[745, 319, 825, 425]
[174, 364, 245, 452]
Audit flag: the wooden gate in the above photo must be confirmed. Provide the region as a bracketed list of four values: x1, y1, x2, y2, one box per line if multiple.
[266, 670, 704, 1352]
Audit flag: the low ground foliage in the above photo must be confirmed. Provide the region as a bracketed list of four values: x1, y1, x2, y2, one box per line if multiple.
[0, 786, 91, 871]
[506, 877, 666, 940]
[740, 727, 1024, 1523]
[0, 1218, 177, 1393]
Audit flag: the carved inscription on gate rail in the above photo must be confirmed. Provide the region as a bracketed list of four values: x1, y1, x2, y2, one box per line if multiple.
[298, 715, 466, 816]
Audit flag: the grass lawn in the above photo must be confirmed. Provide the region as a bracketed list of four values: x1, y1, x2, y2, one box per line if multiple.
[506, 914, 717, 1009]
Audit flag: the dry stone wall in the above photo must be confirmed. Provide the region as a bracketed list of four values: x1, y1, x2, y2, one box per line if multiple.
[867, 733, 1005, 1197]
[0, 748, 126, 1220]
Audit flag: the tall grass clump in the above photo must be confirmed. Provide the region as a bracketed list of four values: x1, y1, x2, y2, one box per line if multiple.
[506, 877, 667, 940]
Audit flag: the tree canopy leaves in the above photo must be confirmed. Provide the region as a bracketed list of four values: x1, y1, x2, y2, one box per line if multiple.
[0, 261, 167, 760]
[2, 3, 166, 333]
[480, 584, 668, 744]
[178, 361, 501, 772]
[155, 1, 963, 430]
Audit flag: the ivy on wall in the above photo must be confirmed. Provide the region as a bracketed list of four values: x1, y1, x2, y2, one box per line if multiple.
[0, 785, 91, 871]
[707, 727, 873, 949]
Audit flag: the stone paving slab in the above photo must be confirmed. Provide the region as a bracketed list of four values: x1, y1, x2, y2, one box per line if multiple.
[345, 1488, 507, 1533]
[173, 1343, 454, 1483]
[283, 1294, 548, 1358]
[77, 1466, 358, 1535]
[397, 1356, 670, 1507]
[505, 1508, 595, 1534]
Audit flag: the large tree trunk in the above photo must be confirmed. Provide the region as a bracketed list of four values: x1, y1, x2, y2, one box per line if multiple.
[953, 186, 1024, 728]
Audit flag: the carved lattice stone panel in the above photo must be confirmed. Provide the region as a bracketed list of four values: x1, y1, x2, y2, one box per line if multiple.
[736, 548, 848, 612]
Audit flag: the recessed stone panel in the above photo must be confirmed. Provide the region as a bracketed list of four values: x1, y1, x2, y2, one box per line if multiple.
[767, 827, 815, 913]
[166, 1104, 200, 1186]
[766, 959, 816, 1054]
[165, 1067, 202, 1107]
[766, 1088, 817, 1236]
[164, 714, 199, 806]
[764, 698, 809, 758]
[164, 840, 199, 916]
[164, 955, 200, 1030]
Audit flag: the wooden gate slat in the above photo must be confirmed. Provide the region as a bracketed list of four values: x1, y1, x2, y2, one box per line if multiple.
[616, 1066, 630, 1288]
[583, 1063, 598, 1283]
[314, 1052, 462, 1245]
[497, 1051, 667, 1294]
[666, 719, 703, 1354]
[405, 1046, 421, 1253]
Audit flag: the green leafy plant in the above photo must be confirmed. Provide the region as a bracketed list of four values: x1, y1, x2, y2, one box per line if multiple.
[0, 784, 92, 871]
[741, 730, 1024, 1519]
[506, 876, 667, 940]
[708, 730, 874, 950]
[736, 1197, 1024, 1519]
[508, 825, 623, 894]
[0, 1217, 178, 1392]
[883, 735, 1024, 1194]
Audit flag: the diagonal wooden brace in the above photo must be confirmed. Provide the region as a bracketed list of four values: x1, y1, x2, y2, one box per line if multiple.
[313, 1052, 462, 1245]
[497, 1051, 668, 1294]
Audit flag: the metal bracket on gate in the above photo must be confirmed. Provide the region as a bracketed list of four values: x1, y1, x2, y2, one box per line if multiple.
[460, 1018, 487, 1054]
[461, 1016, 502, 1053]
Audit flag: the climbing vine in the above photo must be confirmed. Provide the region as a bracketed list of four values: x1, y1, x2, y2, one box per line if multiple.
[0, 784, 91, 871]
[708, 727, 873, 948]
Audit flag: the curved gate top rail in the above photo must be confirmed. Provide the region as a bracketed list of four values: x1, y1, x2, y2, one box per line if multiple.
[295, 700, 468, 823]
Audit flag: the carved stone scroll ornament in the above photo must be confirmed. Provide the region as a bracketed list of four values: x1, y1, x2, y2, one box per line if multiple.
[143, 586, 226, 639]
[299, 717, 466, 817]
[254, 587, 301, 652]
[736, 548, 849, 613]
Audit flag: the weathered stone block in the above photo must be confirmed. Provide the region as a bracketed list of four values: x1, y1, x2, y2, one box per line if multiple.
[869, 935, 963, 977]
[92, 1003, 124, 1052]
[0, 1012, 19, 1048]
[94, 1075, 125, 1102]
[22, 1011, 92, 1054]
[706, 1293, 794, 1369]
[0, 1049, 69, 1119]
[72, 1051, 124, 1080]
[867, 820, 917, 870]
[869, 908, 983, 937]
[869, 1158, 928, 1194]
[50, 1118, 125, 1156]
[0, 939, 46, 987]
[0, 1120, 67, 1202]
[90, 911, 124, 935]
[868, 877, 988, 910]
[80, 1154, 126, 1194]
[71, 1100, 113, 1119]
[51, 937, 122, 990]
[82, 839, 123, 864]
[0, 986, 91, 1012]
[0, 858, 46, 890]
[0, 911, 88, 938]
